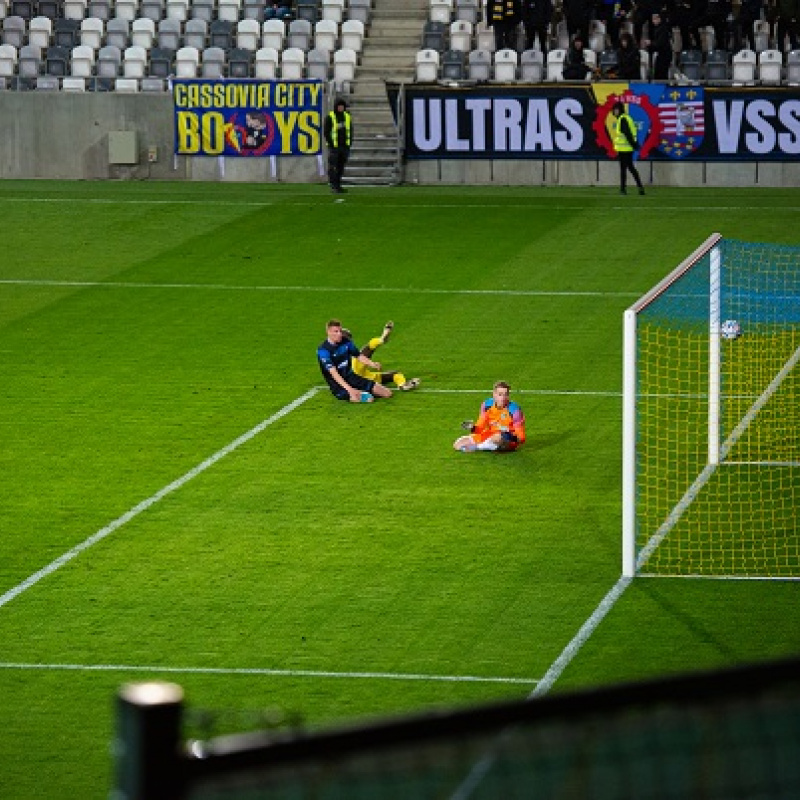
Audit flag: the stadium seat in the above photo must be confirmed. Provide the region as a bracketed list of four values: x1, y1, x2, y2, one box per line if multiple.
[28, 16, 53, 50]
[131, 18, 156, 49]
[63, 0, 87, 20]
[520, 48, 544, 81]
[183, 19, 207, 50]
[475, 21, 495, 53]
[18, 44, 42, 79]
[175, 44, 199, 76]
[71, 44, 95, 77]
[288, 18, 312, 50]
[140, 0, 164, 22]
[190, 0, 214, 22]
[415, 46, 439, 81]
[732, 48, 757, 84]
[228, 46, 253, 77]
[35, 74, 60, 89]
[262, 18, 285, 51]
[115, 76, 139, 91]
[455, 0, 479, 24]
[294, 0, 318, 23]
[148, 45, 174, 76]
[546, 48, 565, 81]
[237, 18, 261, 51]
[322, 0, 344, 24]
[753, 19, 770, 52]
[440, 48, 465, 79]
[80, 17, 105, 50]
[38, 0, 60, 19]
[243, 0, 264, 22]
[314, 19, 338, 52]
[114, 0, 139, 22]
[217, 0, 242, 24]
[705, 49, 730, 83]
[97, 44, 122, 76]
[280, 45, 304, 78]
[165, 0, 188, 22]
[493, 47, 517, 81]
[11, 0, 33, 19]
[0, 44, 18, 78]
[141, 76, 165, 90]
[678, 49, 702, 82]
[62, 75, 87, 90]
[332, 45, 355, 90]
[429, 0, 451, 24]
[53, 18, 80, 48]
[306, 46, 330, 79]
[449, 20, 472, 53]
[422, 20, 447, 51]
[787, 50, 800, 85]
[347, 0, 372, 26]
[599, 48, 618, 78]
[209, 19, 234, 49]
[157, 17, 181, 51]
[123, 44, 146, 77]
[88, 0, 112, 20]
[588, 19, 606, 53]
[201, 45, 225, 77]
[2, 16, 26, 48]
[638, 49, 649, 80]
[254, 45, 278, 77]
[45, 44, 70, 75]
[467, 47, 491, 80]
[759, 49, 782, 85]
[105, 18, 130, 50]
[340, 19, 364, 53]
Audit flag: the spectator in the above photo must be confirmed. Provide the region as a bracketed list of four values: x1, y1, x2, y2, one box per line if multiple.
[616, 29, 643, 76]
[487, 0, 522, 51]
[596, 0, 629, 48]
[776, 0, 800, 51]
[632, 0, 663, 46]
[324, 97, 352, 195]
[646, 10, 673, 77]
[453, 381, 526, 453]
[670, 0, 702, 51]
[611, 100, 645, 195]
[563, 0, 593, 45]
[562, 34, 597, 78]
[264, 1, 292, 19]
[317, 319, 393, 403]
[690, 0, 731, 51]
[341, 322, 421, 392]
[521, 0, 554, 54]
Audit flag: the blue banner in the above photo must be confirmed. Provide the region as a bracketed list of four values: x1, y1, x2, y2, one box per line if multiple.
[173, 79, 324, 157]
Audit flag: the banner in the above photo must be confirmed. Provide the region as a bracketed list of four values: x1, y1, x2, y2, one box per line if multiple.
[173, 80, 324, 157]
[388, 84, 800, 162]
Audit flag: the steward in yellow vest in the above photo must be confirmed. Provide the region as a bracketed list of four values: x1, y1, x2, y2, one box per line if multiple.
[323, 98, 352, 194]
[610, 101, 645, 195]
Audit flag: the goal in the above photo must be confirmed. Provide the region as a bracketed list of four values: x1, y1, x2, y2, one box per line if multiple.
[622, 234, 800, 579]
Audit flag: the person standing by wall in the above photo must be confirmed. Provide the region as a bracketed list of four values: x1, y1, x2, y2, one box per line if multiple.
[487, 0, 522, 51]
[324, 98, 352, 194]
[611, 101, 645, 195]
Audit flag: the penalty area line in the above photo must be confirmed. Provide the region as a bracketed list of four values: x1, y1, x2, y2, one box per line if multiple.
[0, 662, 540, 686]
[0, 387, 321, 611]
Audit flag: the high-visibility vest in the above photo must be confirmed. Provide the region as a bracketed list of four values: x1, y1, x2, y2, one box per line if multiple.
[613, 112, 636, 153]
[328, 111, 352, 147]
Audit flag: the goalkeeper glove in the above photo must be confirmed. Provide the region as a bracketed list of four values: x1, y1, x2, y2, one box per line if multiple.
[460, 420, 475, 432]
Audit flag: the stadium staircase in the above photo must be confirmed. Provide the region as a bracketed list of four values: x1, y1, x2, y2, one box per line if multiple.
[343, 0, 427, 187]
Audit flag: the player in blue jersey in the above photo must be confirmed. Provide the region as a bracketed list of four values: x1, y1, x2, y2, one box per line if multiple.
[317, 319, 393, 403]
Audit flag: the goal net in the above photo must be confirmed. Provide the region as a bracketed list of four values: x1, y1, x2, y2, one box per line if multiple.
[623, 235, 800, 579]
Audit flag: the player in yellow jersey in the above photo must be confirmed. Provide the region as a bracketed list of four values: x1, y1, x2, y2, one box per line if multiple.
[341, 321, 421, 392]
[453, 381, 526, 452]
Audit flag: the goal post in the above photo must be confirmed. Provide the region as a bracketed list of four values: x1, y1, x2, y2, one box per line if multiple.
[622, 235, 800, 579]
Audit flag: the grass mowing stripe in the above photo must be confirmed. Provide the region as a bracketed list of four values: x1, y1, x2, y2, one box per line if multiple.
[449, 577, 633, 800]
[0, 663, 539, 685]
[0, 279, 638, 298]
[0, 388, 320, 611]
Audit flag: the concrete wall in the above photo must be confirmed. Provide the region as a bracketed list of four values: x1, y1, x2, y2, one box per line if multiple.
[1, 93, 799, 186]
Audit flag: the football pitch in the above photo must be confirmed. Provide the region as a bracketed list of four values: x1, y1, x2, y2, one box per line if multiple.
[1, 181, 799, 798]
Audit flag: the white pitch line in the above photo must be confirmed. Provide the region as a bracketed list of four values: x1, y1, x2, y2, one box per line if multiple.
[0, 388, 320, 611]
[0, 278, 637, 298]
[0, 662, 539, 686]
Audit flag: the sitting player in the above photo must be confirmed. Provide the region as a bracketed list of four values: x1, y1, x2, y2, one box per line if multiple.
[453, 381, 526, 452]
[341, 321, 421, 392]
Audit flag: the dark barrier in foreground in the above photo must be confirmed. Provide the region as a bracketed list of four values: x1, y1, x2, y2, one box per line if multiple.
[113, 656, 800, 799]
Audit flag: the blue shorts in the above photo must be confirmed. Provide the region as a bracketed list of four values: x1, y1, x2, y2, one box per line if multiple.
[331, 372, 375, 401]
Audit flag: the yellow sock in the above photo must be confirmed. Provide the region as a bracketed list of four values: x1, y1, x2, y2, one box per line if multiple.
[368, 337, 383, 350]
[393, 372, 406, 387]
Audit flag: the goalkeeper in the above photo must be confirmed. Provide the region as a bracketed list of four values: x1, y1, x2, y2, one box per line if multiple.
[341, 321, 421, 392]
[453, 381, 526, 452]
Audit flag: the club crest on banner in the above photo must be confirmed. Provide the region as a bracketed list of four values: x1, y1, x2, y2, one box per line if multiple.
[655, 85, 705, 158]
[592, 89, 662, 158]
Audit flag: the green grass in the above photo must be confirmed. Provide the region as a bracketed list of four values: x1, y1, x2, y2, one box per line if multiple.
[1, 181, 800, 798]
